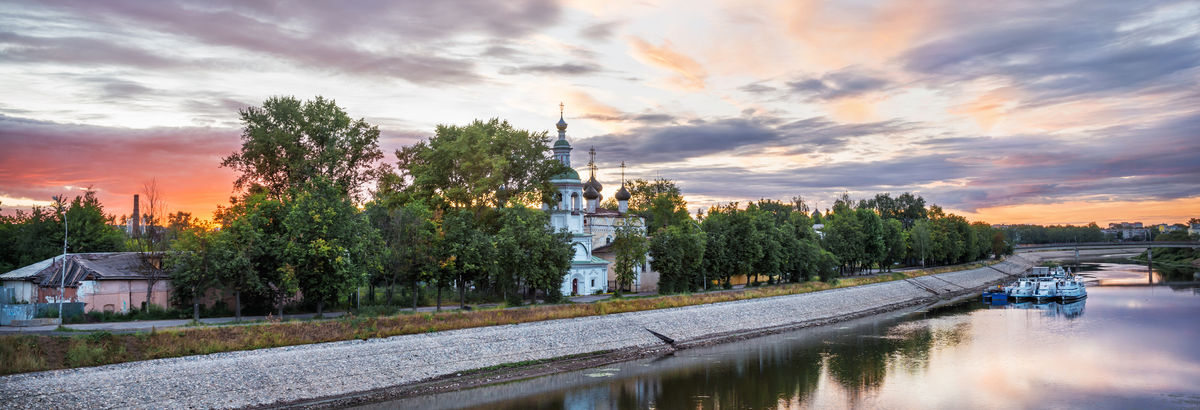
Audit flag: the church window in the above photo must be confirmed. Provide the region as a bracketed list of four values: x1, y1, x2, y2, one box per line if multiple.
[591, 279, 595, 287]
[571, 193, 580, 210]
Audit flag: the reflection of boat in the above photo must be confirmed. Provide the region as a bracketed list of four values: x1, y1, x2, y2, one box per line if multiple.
[990, 299, 1086, 319]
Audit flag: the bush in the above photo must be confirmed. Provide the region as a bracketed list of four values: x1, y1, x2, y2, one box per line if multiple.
[65, 340, 106, 367]
[0, 335, 45, 374]
[354, 305, 402, 317]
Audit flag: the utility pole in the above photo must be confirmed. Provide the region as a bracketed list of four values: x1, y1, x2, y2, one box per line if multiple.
[60, 210, 68, 322]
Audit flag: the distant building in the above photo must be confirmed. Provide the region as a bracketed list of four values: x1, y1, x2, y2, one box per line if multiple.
[0, 253, 169, 313]
[1104, 222, 1150, 241]
[1189, 223, 1200, 237]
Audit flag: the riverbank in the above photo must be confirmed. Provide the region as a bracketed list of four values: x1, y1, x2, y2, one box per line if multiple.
[0, 255, 1036, 409]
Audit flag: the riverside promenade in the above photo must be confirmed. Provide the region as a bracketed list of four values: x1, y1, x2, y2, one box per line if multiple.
[1, 255, 1035, 409]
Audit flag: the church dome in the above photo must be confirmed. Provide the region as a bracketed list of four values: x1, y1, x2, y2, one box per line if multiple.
[552, 168, 580, 181]
[583, 183, 600, 199]
[554, 138, 571, 148]
[585, 175, 603, 193]
[556, 115, 568, 131]
[615, 185, 630, 201]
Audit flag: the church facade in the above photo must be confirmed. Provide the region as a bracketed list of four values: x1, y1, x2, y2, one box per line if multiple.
[546, 108, 654, 296]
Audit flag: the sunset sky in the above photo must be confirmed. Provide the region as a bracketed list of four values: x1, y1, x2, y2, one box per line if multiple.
[1, 0, 1197, 226]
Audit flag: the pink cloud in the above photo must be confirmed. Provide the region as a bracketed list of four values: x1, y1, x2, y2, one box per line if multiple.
[0, 116, 241, 221]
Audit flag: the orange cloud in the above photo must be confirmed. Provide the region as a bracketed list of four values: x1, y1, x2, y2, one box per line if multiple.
[952, 196, 1200, 226]
[828, 96, 879, 123]
[0, 119, 241, 223]
[773, 0, 938, 70]
[951, 87, 1018, 131]
[564, 90, 622, 120]
[627, 36, 709, 90]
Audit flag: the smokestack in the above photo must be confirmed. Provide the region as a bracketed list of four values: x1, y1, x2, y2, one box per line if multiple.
[131, 194, 140, 237]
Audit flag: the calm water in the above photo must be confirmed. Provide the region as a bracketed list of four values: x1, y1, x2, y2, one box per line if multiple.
[373, 263, 1200, 409]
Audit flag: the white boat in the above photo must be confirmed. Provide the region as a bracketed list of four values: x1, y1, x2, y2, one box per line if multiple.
[1056, 274, 1087, 301]
[1008, 276, 1039, 299]
[1033, 276, 1059, 302]
[1007, 266, 1085, 301]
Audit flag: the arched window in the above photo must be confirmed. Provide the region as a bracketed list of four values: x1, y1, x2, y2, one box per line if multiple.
[571, 193, 580, 210]
[557, 193, 564, 210]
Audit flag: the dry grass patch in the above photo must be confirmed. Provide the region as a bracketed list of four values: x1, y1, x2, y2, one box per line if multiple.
[0, 258, 1005, 375]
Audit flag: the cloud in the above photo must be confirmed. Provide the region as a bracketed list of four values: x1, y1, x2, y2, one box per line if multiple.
[900, 1, 1200, 106]
[626, 36, 708, 90]
[0, 115, 241, 220]
[0, 31, 193, 69]
[580, 21, 621, 41]
[578, 115, 916, 165]
[7, 0, 566, 85]
[787, 68, 891, 101]
[499, 63, 604, 76]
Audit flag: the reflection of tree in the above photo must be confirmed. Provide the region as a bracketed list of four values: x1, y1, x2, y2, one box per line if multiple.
[480, 315, 972, 409]
[825, 339, 890, 395]
[650, 346, 823, 409]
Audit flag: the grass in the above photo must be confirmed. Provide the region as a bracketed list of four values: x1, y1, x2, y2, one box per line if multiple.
[0, 258, 1005, 376]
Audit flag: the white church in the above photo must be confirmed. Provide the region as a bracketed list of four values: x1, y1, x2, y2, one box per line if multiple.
[545, 106, 656, 296]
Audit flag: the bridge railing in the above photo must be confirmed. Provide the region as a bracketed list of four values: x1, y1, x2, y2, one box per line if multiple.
[1015, 241, 1199, 249]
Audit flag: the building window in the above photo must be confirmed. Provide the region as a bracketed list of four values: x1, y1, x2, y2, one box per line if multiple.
[591, 279, 595, 287]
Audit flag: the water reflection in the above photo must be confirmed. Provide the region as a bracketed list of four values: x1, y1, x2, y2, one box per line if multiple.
[999, 299, 1087, 319]
[370, 264, 1200, 410]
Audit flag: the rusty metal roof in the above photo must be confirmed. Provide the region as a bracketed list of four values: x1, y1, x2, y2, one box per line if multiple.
[2, 253, 159, 288]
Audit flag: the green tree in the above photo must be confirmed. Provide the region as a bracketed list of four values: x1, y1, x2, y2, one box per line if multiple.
[365, 200, 436, 309]
[221, 96, 385, 201]
[881, 219, 906, 272]
[748, 208, 783, 285]
[166, 223, 223, 320]
[908, 219, 932, 267]
[856, 207, 886, 274]
[699, 208, 734, 289]
[213, 191, 284, 320]
[61, 191, 126, 254]
[495, 205, 571, 304]
[649, 222, 706, 293]
[612, 218, 649, 292]
[824, 204, 864, 274]
[393, 118, 567, 211]
[283, 178, 379, 316]
[437, 209, 495, 310]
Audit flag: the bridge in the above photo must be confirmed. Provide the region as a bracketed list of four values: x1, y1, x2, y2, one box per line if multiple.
[1015, 241, 1198, 273]
[1015, 241, 1200, 251]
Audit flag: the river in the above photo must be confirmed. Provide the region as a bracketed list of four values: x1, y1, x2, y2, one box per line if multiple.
[368, 262, 1200, 409]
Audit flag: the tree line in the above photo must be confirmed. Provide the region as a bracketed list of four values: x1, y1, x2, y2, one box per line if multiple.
[644, 191, 1012, 295]
[1, 95, 1071, 317]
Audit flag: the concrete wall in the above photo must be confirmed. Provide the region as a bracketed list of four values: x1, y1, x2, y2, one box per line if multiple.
[76, 280, 171, 313]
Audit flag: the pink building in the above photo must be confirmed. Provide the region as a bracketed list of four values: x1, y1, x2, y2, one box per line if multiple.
[1, 253, 172, 313]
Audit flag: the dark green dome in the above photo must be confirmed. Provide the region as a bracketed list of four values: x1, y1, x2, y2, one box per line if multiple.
[552, 168, 580, 180]
[554, 139, 571, 148]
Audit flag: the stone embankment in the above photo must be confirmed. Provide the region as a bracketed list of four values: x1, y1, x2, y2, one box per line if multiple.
[1, 255, 1035, 409]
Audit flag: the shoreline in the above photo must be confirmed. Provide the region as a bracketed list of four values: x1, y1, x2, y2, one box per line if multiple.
[1, 255, 1039, 409]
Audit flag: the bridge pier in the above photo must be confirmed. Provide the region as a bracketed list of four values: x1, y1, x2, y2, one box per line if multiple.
[1074, 245, 1080, 269]
[1147, 246, 1153, 284]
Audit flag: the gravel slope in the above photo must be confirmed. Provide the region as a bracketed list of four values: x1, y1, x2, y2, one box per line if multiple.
[0, 255, 1034, 409]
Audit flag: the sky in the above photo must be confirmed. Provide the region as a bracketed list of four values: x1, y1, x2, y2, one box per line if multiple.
[1, 0, 1198, 226]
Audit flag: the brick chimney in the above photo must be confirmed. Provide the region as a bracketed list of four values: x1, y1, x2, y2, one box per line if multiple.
[131, 194, 140, 237]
